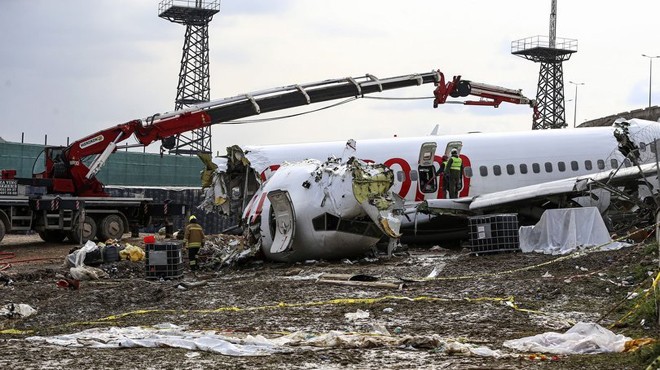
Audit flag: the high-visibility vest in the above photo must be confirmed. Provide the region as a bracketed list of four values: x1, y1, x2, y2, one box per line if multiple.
[450, 156, 462, 171]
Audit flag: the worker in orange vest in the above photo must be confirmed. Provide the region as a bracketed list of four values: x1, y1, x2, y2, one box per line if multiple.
[183, 215, 205, 271]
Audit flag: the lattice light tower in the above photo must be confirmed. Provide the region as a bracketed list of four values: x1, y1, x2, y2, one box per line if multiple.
[512, 0, 577, 130]
[159, 0, 220, 155]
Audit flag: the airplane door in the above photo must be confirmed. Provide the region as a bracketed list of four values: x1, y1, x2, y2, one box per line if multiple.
[267, 190, 296, 254]
[418, 142, 438, 193]
[444, 141, 463, 157]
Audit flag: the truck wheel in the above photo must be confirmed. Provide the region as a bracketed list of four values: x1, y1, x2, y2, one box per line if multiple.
[0, 221, 5, 244]
[97, 214, 125, 242]
[38, 230, 67, 243]
[69, 215, 97, 244]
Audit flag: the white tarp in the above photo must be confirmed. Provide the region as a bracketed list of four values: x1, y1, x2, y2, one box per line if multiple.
[26, 324, 283, 356]
[518, 207, 627, 255]
[503, 322, 631, 354]
[26, 323, 505, 357]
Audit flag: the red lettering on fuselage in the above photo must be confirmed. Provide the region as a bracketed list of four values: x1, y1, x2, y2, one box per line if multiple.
[383, 157, 412, 199]
[458, 154, 471, 198]
[255, 154, 472, 204]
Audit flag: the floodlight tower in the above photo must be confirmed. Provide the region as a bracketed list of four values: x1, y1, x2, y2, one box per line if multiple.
[511, 0, 577, 130]
[159, 0, 220, 155]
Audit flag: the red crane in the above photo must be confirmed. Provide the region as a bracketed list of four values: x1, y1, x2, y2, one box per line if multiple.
[27, 70, 536, 198]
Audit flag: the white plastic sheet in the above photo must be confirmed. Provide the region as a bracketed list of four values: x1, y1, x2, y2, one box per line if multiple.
[503, 322, 631, 354]
[0, 303, 37, 319]
[27, 324, 505, 357]
[27, 324, 282, 356]
[518, 207, 627, 255]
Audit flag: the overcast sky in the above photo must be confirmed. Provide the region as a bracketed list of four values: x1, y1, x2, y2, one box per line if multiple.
[1, 0, 660, 154]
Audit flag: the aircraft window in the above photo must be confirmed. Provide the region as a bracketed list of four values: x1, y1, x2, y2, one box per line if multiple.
[410, 170, 418, 181]
[493, 165, 502, 176]
[597, 159, 605, 170]
[650, 142, 657, 153]
[544, 162, 553, 173]
[624, 158, 631, 167]
[532, 163, 540, 173]
[396, 171, 405, 182]
[585, 160, 593, 170]
[557, 162, 566, 172]
[506, 164, 515, 175]
[519, 164, 528, 174]
[640, 142, 646, 152]
[464, 167, 473, 178]
[571, 161, 579, 171]
[479, 166, 488, 177]
[610, 159, 618, 169]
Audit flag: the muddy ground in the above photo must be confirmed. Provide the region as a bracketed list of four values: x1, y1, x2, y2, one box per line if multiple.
[0, 233, 658, 369]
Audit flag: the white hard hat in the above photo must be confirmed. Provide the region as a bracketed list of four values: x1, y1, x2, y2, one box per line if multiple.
[451, 148, 458, 154]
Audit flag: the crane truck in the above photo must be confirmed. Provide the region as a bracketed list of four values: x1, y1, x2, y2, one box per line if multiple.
[0, 70, 536, 244]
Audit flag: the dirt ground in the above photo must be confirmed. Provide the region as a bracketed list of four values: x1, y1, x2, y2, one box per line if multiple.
[0, 233, 658, 370]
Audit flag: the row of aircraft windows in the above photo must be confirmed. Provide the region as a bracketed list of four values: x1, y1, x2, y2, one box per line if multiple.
[393, 157, 631, 182]
[478, 158, 631, 177]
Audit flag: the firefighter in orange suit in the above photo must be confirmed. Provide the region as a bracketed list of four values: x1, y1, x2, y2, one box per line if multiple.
[183, 215, 205, 271]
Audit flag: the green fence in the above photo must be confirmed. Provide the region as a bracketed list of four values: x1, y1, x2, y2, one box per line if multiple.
[0, 141, 204, 187]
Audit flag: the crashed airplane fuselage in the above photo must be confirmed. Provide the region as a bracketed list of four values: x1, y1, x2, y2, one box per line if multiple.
[243, 156, 403, 262]
[205, 118, 660, 262]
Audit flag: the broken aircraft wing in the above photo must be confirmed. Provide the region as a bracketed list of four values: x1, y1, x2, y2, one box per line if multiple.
[420, 162, 659, 213]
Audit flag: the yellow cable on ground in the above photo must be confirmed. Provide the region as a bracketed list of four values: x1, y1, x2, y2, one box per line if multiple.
[0, 328, 33, 335]
[53, 294, 537, 329]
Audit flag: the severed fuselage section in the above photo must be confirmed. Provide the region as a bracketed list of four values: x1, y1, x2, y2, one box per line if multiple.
[201, 145, 402, 262]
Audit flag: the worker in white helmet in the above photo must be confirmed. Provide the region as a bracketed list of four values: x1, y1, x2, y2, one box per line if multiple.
[445, 148, 464, 199]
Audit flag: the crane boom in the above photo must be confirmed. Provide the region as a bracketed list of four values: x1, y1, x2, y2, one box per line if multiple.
[34, 69, 535, 197]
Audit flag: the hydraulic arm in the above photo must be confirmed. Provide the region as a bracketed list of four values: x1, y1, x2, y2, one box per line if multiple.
[432, 71, 537, 116]
[36, 69, 535, 197]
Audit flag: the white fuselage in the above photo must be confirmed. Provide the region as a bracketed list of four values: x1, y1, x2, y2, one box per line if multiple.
[231, 119, 660, 262]
[241, 120, 659, 203]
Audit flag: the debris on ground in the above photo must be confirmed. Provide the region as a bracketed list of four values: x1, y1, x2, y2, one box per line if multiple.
[0, 232, 657, 369]
[0, 303, 37, 319]
[25, 323, 508, 358]
[197, 234, 258, 269]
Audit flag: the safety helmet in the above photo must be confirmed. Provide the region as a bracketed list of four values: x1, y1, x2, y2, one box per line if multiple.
[189, 215, 197, 222]
[451, 148, 458, 155]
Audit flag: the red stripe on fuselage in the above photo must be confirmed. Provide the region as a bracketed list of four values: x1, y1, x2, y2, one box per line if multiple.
[383, 157, 412, 199]
[255, 154, 471, 203]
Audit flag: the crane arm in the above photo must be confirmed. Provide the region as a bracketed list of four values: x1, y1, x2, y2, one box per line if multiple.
[433, 71, 538, 116]
[53, 69, 535, 197]
[146, 72, 441, 128]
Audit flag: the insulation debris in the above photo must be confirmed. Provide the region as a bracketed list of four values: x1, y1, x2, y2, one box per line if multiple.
[197, 234, 259, 269]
